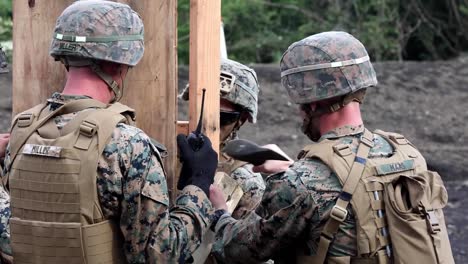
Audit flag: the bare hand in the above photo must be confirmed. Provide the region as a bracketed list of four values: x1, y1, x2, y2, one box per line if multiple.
[252, 159, 293, 174]
[252, 144, 293, 174]
[209, 184, 228, 211]
[0, 133, 10, 159]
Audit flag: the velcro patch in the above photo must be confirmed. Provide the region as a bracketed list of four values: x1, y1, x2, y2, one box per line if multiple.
[22, 144, 62, 158]
[375, 159, 414, 175]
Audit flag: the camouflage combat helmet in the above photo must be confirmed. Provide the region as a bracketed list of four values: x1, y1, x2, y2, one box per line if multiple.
[50, 0, 144, 101]
[182, 58, 259, 123]
[280, 31, 377, 105]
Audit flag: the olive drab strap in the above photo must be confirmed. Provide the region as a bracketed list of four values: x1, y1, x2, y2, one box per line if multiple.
[310, 129, 375, 264]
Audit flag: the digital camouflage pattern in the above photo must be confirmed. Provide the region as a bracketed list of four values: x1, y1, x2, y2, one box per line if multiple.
[230, 163, 265, 219]
[218, 154, 266, 220]
[212, 125, 394, 263]
[182, 58, 259, 122]
[1, 93, 215, 263]
[0, 186, 10, 256]
[280, 31, 378, 104]
[50, 0, 144, 66]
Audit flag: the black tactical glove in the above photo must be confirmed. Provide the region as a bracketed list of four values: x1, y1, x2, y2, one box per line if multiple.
[177, 133, 217, 197]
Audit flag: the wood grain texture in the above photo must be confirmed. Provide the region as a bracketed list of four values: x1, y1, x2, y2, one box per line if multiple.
[189, 1, 221, 262]
[177, 121, 189, 136]
[13, 0, 178, 200]
[118, 0, 178, 201]
[189, 0, 221, 154]
[12, 0, 73, 115]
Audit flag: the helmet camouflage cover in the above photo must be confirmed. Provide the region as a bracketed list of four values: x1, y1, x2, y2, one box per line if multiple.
[182, 58, 259, 123]
[50, 0, 144, 66]
[280, 31, 377, 104]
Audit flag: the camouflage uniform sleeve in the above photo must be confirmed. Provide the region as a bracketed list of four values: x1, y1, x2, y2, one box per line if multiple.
[0, 183, 11, 257]
[0, 145, 11, 257]
[230, 164, 266, 219]
[212, 165, 317, 263]
[98, 124, 214, 263]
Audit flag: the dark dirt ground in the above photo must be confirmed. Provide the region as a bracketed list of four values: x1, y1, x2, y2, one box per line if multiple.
[1, 59, 467, 262]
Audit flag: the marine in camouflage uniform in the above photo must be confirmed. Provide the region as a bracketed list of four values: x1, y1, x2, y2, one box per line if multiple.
[211, 32, 413, 263]
[182, 58, 265, 220]
[0, 1, 217, 263]
[0, 43, 10, 263]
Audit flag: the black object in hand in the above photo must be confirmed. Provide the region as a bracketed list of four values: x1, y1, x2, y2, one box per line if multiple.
[177, 134, 217, 197]
[187, 88, 206, 151]
[222, 139, 290, 166]
[187, 132, 205, 152]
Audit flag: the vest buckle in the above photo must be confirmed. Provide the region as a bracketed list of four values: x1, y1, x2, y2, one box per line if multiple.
[360, 134, 374, 147]
[425, 209, 441, 234]
[390, 135, 408, 145]
[79, 121, 97, 137]
[17, 113, 34, 127]
[333, 144, 352, 157]
[330, 204, 348, 222]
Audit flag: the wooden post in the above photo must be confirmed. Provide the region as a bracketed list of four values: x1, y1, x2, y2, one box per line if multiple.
[12, 0, 178, 199]
[118, 0, 178, 201]
[189, 0, 221, 153]
[189, 1, 221, 262]
[12, 0, 73, 113]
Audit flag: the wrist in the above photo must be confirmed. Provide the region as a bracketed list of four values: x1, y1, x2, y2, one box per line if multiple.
[210, 209, 229, 231]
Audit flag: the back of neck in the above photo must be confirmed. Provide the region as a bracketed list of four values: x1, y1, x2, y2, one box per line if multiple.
[62, 67, 112, 104]
[319, 102, 363, 134]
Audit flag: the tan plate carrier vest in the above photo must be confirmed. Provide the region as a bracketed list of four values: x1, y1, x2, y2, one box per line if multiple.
[296, 129, 454, 264]
[6, 99, 136, 264]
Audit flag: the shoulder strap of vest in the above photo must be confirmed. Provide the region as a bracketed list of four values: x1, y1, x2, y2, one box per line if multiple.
[106, 102, 136, 125]
[373, 129, 427, 171]
[7, 99, 107, 173]
[10, 103, 47, 132]
[299, 139, 357, 185]
[311, 129, 374, 263]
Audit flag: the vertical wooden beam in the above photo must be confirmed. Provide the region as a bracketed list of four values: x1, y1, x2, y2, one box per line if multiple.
[118, 0, 178, 201]
[189, 1, 221, 262]
[12, 0, 73, 114]
[13, 0, 178, 200]
[189, 0, 221, 153]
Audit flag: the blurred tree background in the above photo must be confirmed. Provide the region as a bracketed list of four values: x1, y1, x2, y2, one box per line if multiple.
[1, 0, 467, 64]
[179, 0, 468, 64]
[0, 0, 12, 61]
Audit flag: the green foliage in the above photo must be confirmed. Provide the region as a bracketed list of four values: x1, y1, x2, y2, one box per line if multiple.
[0, 0, 12, 42]
[0, 0, 466, 64]
[178, 0, 468, 64]
[0, 0, 12, 62]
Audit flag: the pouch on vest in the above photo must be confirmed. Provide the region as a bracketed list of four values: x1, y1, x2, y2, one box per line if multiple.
[7, 100, 136, 264]
[383, 171, 452, 264]
[297, 129, 454, 264]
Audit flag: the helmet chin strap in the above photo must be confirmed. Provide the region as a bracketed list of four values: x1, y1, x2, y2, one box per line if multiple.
[60, 57, 123, 103]
[90, 61, 122, 103]
[220, 119, 244, 149]
[304, 89, 367, 118]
